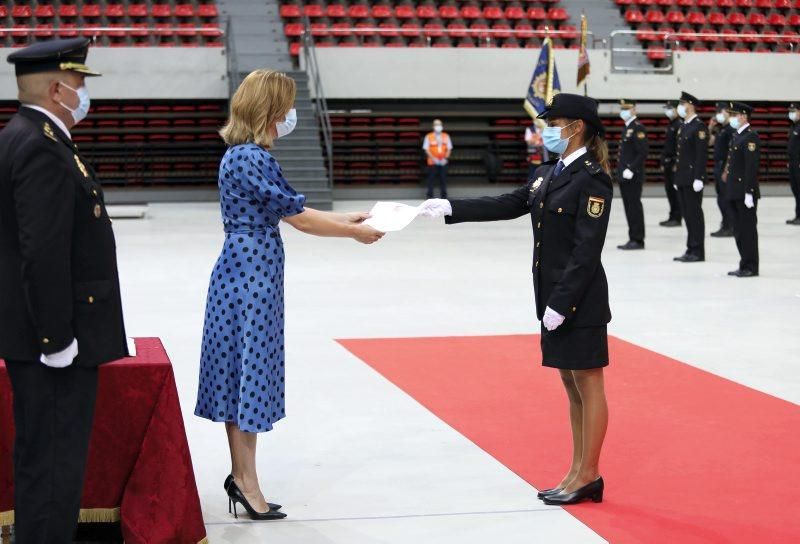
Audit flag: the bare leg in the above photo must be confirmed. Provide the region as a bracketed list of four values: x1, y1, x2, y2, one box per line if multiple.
[557, 369, 583, 490]
[565, 368, 608, 493]
[226, 422, 270, 512]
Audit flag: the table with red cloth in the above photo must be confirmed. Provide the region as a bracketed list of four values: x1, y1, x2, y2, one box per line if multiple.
[0, 338, 207, 544]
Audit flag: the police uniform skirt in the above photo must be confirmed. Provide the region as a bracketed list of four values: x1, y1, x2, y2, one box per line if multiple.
[540, 325, 609, 370]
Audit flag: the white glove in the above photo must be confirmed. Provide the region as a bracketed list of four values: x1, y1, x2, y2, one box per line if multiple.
[673, 184, 678, 190]
[622, 168, 634, 180]
[693, 179, 703, 192]
[440, 158, 448, 166]
[744, 193, 754, 209]
[542, 306, 565, 332]
[418, 199, 452, 219]
[40, 338, 79, 368]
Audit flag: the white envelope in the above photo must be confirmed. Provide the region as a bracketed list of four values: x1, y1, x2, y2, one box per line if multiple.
[363, 202, 423, 232]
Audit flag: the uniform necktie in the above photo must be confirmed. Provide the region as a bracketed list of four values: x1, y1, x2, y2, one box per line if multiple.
[554, 160, 565, 177]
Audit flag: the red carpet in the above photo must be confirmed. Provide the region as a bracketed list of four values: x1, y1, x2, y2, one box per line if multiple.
[337, 335, 800, 544]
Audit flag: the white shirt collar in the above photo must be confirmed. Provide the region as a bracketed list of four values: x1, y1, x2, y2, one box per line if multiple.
[624, 116, 637, 127]
[559, 146, 588, 168]
[684, 114, 698, 124]
[22, 104, 71, 140]
[738, 123, 750, 134]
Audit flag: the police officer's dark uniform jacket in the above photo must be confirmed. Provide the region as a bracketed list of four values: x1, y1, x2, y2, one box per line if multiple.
[0, 107, 128, 365]
[445, 93, 612, 370]
[660, 103, 682, 222]
[724, 103, 760, 274]
[788, 104, 800, 222]
[0, 37, 127, 543]
[712, 103, 737, 232]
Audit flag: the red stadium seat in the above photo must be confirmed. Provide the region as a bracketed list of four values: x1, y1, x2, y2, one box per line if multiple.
[151, 5, 172, 18]
[560, 25, 578, 40]
[284, 23, 304, 37]
[547, 7, 569, 21]
[697, 0, 715, 7]
[483, 5, 504, 19]
[309, 22, 328, 36]
[646, 8, 666, 23]
[526, 7, 547, 20]
[34, 5, 56, 18]
[446, 22, 468, 37]
[394, 4, 415, 18]
[515, 22, 534, 39]
[11, 5, 32, 18]
[747, 11, 767, 26]
[677, 0, 694, 6]
[377, 22, 400, 37]
[58, 23, 79, 38]
[687, 11, 707, 25]
[789, 14, 800, 25]
[105, 4, 125, 18]
[461, 5, 482, 19]
[727, 11, 746, 25]
[457, 37, 476, 47]
[470, 22, 490, 39]
[128, 4, 148, 17]
[175, 4, 196, 18]
[331, 22, 351, 37]
[625, 8, 645, 24]
[774, 0, 792, 7]
[400, 23, 420, 37]
[657, 0, 675, 5]
[767, 13, 786, 26]
[355, 22, 376, 36]
[492, 23, 512, 39]
[289, 42, 302, 56]
[280, 4, 301, 17]
[423, 22, 444, 37]
[198, 4, 219, 18]
[755, 0, 773, 6]
[707, 11, 727, 25]
[438, 4, 459, 18]
[305, 4, 325, 18]
[505, 6, 525, 20]
[59, 4, 79, 18]
[416, 4, 438, 18]
[617, 0, 634, 5]
[716, 0, 735, 6]
[326, 4, 346, 17]
[372, 4, 393, 18]
[735, 0, 753, 6]
[34, 24, 55, 38]
[349, 4, 370, 18]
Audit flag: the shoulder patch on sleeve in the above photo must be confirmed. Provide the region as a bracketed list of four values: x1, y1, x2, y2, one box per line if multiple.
[637, 131, 646, 139]
[587, 196, 606, 218]
[748, 141, 757, 152]
[698, 130, 707, 140]
[43, 122, 58, 142]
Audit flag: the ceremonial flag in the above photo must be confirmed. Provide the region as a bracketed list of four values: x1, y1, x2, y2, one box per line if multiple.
[523, 34, 561, 120]
[577, 14, 590, 89]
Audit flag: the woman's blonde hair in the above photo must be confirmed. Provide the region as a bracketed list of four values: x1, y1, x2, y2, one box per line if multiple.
[219, 69, 296, 148]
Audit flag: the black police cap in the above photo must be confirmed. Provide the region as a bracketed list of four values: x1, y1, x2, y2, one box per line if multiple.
[7, 38, 101, 78]
[537, 93, 605, 137]
[729, 102, 754, 117]
[679, 91, 700, 106]
[664, 100, 678, 108]
[619, 99, 636, 108]
[790, 103, 798, 110]
[715, 101, 733, 111]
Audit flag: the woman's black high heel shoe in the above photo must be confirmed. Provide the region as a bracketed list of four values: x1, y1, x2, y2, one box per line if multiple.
[543, 477, 604, 505]
[227, 481, 287, 520]
[537, 487, 563, 500]
[225, 474, 282, 512]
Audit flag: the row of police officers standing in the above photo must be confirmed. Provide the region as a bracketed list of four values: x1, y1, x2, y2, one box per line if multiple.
[614, 92, 800, 277]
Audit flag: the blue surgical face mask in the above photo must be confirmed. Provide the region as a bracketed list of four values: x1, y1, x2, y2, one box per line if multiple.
[677, 104, 687, 119]
[276, 108, 297, 138]
[664, 108, 676, 119]
[542, 121, 578, 155]
[619, 109, 632, 122]
[58, 81, 91, 124]
[715, 112, 727, 124]
[728, 115, 741, 130]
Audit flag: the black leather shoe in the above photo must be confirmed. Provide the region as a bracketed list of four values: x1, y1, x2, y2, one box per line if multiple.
[543, 477, 604, 505]
[659, 218, 681, 227]
[710, 228, 733, 238]
[674, 254, 704, 262]
[729, 269, 758, 277]
[617, 240, 645, 250]
[228, 481, 287, 520]
[537, 487, 563, 499]
[787, 218, 800, 225]
[225, 475, 282, 512]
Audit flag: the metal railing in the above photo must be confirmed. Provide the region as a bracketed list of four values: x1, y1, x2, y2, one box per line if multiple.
[223, 17, 239, 97]
[301, 16, 334, 188]
[610, 29, 799, 74]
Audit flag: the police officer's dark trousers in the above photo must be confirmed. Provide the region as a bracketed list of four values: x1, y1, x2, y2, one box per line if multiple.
[731, 200, 759, 273]
[6, 360, 98, 544]
[677, 186, 705, 257]
[619, 176, 645, 243]
[664, 167, 681, 221]
[790, 163, 800, 219]
[426, 165, 448, 198]
[714, 166, 735, 230]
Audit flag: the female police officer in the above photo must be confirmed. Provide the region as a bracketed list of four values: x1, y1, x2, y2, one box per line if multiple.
[419, 93, 612, 505]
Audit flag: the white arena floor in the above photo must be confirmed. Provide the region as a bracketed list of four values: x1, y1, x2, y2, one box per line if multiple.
[112, 195, 800, 544]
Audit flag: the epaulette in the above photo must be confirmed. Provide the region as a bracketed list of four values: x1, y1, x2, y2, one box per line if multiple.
[582, 157, 604, 176]
[43, 122, 58, 143]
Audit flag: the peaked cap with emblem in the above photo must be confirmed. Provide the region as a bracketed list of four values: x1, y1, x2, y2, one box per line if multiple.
[679, 91, 700, 106]
[619, 99, 636, 108]
[537, 93, 605, 137]
[663, 100, 678, 108]
[7, 37, 101, 77]
[729, 102, 754, 117]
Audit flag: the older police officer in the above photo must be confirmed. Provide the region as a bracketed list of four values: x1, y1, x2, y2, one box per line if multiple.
[0, 38, 127, 542]
[420, 94, 613, 506]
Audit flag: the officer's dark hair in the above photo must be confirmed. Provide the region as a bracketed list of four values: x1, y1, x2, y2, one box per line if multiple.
[567, 118, 610, 176]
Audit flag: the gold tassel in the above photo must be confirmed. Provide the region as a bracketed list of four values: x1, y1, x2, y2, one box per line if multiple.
[0, 511, 12, 527]
[0, 507, 120, 526]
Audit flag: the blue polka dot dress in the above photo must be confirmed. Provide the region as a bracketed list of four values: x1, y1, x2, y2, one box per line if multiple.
[194, 143, 306, 433]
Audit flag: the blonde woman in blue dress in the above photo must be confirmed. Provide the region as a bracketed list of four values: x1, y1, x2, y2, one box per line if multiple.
[194, 70, 384, 520]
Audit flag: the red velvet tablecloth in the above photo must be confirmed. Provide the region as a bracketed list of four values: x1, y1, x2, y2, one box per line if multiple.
[0, 338, 207, 544]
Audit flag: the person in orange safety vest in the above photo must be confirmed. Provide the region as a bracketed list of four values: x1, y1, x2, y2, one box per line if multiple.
[422, 119, 453, 198]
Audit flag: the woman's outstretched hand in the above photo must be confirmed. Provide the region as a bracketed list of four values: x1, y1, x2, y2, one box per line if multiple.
[351, 223, 385, 244]
[343, 211, 371, 224]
